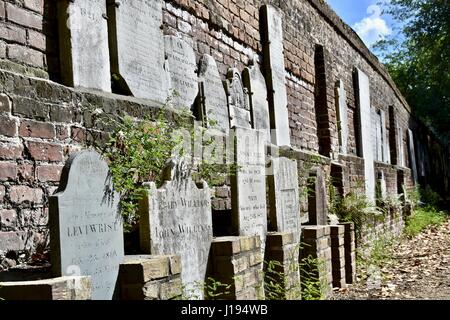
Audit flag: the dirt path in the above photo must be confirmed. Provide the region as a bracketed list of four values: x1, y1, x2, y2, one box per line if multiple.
[332, 220, 450, 300]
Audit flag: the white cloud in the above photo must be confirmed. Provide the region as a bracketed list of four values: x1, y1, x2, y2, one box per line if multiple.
[352, 5, 392, 48]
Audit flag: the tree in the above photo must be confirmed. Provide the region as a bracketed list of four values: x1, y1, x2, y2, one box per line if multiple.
[374, 0, 450, 142]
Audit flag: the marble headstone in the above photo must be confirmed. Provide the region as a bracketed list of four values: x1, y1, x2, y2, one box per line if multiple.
[226, 68, 251, 129]
[242, 60, 271, 142]
[335, 80, 349, 154]
[398, 125, 405, 167]
[375, 111, 383, 162]
[198, 54, 229, 131]
[268, 157, 301, 243]
[139, 160, 212, 299]
[165, 36, 199, 110]
[261, 5, 291, 147]
[57, 0, 111, 91]
[231, 128, 267, 252]
[107, 0, 169, 102]
[407, 129, 418, 183]
[49, 150, 124, 300]
[380, 110, 390, 163]
[355, 68, 375, 202]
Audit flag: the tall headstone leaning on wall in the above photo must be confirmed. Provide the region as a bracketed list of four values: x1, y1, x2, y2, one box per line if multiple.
[49, 150, 124, 300]
[198, 54, 230, 131]
[260, 5, 291, 147]
[164, 36, 199, 111]
[57, 0, 111, 92]
[231, 128, 267, 253]
[139, 160, 213, 299]
[225, 68, 252, 129]
[268, 157, 301, 243]
[335, 80, 349, 155]
[107, 0, 169, 102]
[242, 58, 271, 143]
[355, 68, 375, 202]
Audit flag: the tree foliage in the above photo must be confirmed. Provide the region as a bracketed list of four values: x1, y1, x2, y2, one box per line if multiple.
[374, 0, 450, 141]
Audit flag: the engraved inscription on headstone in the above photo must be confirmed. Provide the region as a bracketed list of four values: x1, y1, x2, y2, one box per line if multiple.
[198, 54, 229, 131]
[408, 129, 418, 183]
[335, 80, 349, 154]
[49, 150, 124, 300]
[57, 0, 111, 91]
[261, 5, 291, 147]
[242, 59, 271, 142]
[139, 161, 212, 299]
[107, 0, 169, 102]
[231, 128, 267, 252]
[268, 157, 300, 243]
[225, 68, 251, 129]
[165, 36, 199, 110]
[355, 68, 375, 202]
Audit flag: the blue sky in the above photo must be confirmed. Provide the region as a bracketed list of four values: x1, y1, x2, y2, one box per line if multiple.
[326, 0, 394, 49]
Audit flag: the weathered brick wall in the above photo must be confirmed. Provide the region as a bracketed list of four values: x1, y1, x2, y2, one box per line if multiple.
[0, 0, 448, 270]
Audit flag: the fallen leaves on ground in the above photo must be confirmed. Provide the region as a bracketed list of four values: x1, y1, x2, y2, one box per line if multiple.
[332, 220, 450, 300]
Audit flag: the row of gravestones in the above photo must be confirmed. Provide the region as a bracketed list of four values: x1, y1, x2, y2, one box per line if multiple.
[57, 0, 290, 146]
[48, 128, 302, 300]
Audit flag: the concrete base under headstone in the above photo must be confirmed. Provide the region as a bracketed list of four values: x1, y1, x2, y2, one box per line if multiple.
[340, 222, 356, 284]
[265, 232, 301, 300]
[0, 276, 91, 300]
[330, 225, 347, 288]
[118, 255, 182, 300]
[208, 236, 264, 300]
[300, 226, 333, 296]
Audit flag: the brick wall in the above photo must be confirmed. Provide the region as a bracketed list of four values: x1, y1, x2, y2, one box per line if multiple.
[0, 0, 449, 269]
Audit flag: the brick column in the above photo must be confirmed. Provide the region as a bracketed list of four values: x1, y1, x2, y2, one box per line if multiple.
[265, 232, 301, 300]
[340, 222, 356, 284]
[208, 235, 263, 300]
[330, 225, 347, 288]
[119, 255, 182, 300]
[300, 226, 332, 295]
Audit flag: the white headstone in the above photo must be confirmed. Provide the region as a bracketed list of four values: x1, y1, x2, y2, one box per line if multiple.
[375, 111, 383, 162]
[268, 157, 301, 243]
[165, 36, 199, 110]
[261, 5, 291, 147]
[226, 68, 251, 129]
[380, 110, 390, 164]
[242, 60, 271, 143]
[335, 80, 349, 155]
[355, 68, 375, 202]
[198, 54, 229, 131]
[139, 161, 212, 299]
[231, 128, 267, 252]
[107, 0, 169, 102]
[408, 129, 418, 183]
[398, 125, 405, 167]
[57, 0, 111, 91]
[49, 150, 124, 300]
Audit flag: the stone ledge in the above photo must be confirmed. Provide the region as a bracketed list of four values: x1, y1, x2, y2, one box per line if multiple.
[0, 276, 91, 300]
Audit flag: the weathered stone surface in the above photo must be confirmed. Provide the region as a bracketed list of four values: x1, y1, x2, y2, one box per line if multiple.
[398, 124, 405, 167]
[139, 160, 212, 299]
[49, 150, 124, 300]
[242, 59, 271, 142]
[226, 68, 251, 129]
[308, 167, 328, 225]
[380, 110, 389, 163]
[57, 0, 111, 91]
[165, 36, 198, 110]
[231, 128, 267, 253]
[408, 129, 418, 183]
[335, 80, 348, 154]
[261, 5, 291, 147]
[0, 231, 27, 251]
[355, 68, 375, 202]
[374, 110, 383, 162]
[268, 157, 300, 243]
[198, 54, 229, 131]
[107, 0, 169, 102]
